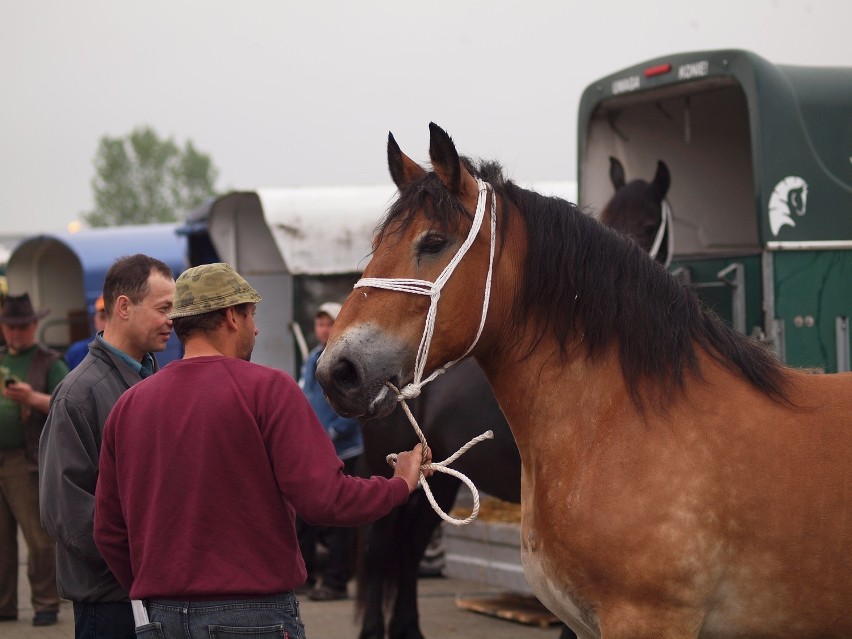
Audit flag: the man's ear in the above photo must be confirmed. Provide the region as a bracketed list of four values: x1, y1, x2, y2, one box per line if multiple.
[223, 307, 240, 331]
[114, 295, 132, 320]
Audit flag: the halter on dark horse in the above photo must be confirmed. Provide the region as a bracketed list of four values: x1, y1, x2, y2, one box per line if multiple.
[600, 157, 671, 265]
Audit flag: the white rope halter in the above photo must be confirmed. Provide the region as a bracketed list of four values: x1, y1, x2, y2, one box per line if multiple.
[649, 199, 674, 268]
[355, 177, 497, 525]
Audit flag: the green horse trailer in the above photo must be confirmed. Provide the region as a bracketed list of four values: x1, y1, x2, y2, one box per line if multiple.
[578, 49, 852, 372]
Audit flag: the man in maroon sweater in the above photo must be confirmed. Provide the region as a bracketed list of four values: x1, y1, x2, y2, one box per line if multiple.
[94, 263, 429, 638]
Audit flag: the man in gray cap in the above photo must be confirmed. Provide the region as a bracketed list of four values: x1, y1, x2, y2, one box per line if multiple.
[94, 263, 430, 638]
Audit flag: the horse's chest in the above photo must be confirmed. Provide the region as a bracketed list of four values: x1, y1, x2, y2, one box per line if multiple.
[520, 526, 600, 638]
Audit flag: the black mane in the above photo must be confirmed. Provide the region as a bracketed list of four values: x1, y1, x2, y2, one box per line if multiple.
[380, 159, 790, 407]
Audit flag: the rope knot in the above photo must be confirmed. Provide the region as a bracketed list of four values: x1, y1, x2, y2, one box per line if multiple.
[397, 384, 422, 400]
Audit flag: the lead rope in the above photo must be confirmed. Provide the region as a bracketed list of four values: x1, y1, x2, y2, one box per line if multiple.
[385, 383, 494, 525]
[355, 178, 497, 525]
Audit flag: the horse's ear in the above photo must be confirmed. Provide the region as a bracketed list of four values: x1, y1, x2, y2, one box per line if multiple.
[428, 122, 478, 199]
[651, 161, 671, 199]
[609, 157, 626, 190]
[388, 132, 426, 190]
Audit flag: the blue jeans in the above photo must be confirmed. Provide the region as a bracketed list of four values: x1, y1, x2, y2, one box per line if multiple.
[135, 593, 305, 639]
[73, 601, 136, 639]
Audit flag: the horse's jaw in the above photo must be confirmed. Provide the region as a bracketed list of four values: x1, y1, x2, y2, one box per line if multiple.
[317, 324, 414, 420]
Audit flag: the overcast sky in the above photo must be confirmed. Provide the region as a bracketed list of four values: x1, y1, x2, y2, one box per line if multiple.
[1, 0, 851, 236]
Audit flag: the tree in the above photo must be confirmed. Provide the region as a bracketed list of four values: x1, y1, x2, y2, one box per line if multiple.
[84, 126, 219, 227]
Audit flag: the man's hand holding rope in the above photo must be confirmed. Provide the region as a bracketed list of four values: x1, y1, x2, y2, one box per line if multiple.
[393, 443, 434, 493]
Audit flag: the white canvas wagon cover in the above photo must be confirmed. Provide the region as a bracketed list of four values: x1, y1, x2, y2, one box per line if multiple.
[199, 182, 576, 276]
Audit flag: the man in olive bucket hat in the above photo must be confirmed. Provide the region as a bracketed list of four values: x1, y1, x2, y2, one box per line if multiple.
[94, 263, 431, 637]
[0, 293, 68, 626]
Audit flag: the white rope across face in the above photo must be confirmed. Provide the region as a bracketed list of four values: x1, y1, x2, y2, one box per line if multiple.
[355, 177, 497, 398]
[354, 177, 498, 525]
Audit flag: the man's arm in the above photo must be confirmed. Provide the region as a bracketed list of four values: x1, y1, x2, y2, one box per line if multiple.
[39, 397, 106, 563]
[4, 382, 52, 414]
[6, 357, 69, 414]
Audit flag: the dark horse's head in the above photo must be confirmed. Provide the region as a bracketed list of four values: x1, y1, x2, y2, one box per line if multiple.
[600, 157, 670, 263]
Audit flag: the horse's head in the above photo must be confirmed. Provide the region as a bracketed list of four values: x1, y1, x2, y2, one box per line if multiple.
[317, 123, 504, 419]
[600, 157, 670, 260]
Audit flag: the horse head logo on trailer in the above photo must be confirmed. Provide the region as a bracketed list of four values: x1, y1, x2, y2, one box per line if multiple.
[768, 175, 808, 236]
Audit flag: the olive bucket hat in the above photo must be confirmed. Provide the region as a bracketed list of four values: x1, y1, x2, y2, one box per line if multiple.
[168, 263, 262, 320]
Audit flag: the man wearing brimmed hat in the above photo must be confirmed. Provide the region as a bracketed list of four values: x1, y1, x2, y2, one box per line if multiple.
[40, 254, 175, 638]
[296, 301, 365, 601]
[94, 263, 431, 637]
[0, 292, 68, 626]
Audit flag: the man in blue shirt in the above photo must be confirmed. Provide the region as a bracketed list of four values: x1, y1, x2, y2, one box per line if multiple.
[64, 295, 107, 370]
[298, 302, 365, 600]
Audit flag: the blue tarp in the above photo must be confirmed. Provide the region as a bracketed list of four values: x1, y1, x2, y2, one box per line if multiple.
[10, 223, 188, 364]
[59, 223, 187, 310]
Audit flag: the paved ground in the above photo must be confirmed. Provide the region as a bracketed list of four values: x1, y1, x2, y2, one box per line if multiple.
[9, 558, 563, 638]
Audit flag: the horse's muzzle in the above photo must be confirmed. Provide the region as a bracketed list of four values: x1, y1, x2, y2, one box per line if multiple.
[316, 325, 411, 419]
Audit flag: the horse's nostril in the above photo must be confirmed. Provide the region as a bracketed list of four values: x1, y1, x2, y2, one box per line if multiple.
[331, 358, 359, 390]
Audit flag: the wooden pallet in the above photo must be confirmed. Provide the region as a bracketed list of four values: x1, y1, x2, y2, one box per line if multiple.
[455, 594, 561, 627]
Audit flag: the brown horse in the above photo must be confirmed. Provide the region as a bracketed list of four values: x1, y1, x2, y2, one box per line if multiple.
[600, 157, 671, 264]
[317, 123, 852, 638]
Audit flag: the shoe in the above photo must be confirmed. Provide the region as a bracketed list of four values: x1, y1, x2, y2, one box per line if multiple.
[0, 614, 17, 622]
[32, 611, 58, 626]
[308, 584, 348, 601]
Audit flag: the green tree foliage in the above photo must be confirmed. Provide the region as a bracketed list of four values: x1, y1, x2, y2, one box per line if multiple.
[84, 126, 219, 226]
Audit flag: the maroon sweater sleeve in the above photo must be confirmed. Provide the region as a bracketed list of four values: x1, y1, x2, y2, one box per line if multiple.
[255, 369, 410, 525]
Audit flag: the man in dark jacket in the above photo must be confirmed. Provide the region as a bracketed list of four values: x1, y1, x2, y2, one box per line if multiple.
[39, 254, 175, 639]
[0, 293, 68, 626]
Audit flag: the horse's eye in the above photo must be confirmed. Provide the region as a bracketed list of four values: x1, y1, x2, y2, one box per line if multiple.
[418, 233, 447, 256]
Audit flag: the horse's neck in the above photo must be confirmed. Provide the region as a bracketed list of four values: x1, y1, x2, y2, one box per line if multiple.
[476, 205, 636, 452]
[478, 337, 633, 457]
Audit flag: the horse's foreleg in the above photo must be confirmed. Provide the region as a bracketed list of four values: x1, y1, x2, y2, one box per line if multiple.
[558, 623, 580, 639]
[357, 516, 396, 639]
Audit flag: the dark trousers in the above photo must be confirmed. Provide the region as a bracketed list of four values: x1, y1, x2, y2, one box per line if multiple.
[73, 601, 135, 639]
[296, 456, 359, 591]
[0, 449, 60, 617]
